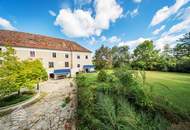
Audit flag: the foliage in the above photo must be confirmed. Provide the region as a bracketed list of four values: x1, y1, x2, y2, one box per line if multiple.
[175, 56, 190, 72]
[93, 45, 112, 70]
[111, 46, 130, 68]
[76, 68, 174, 130]
[93, 32, 190, 73]
[174, 43, 190, 59]
[62, 96, 71, 108]
[175, 32, 190, 58]
[0, 46, 47, 99]
[22, 59, 48, 82]
[97, 70, 108, 82]
[113, 68, 153, 108]
[132, 40, 160, 70]
[0, 91, 34, 107]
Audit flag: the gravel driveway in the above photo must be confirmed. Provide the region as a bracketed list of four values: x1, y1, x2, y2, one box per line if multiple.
[0, 79, 77, 130]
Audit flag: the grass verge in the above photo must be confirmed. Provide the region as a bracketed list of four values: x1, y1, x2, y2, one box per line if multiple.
[0, 91, 35, 108]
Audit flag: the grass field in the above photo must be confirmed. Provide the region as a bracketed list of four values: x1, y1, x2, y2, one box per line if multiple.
[145, 71, 190, 113]
[81, 71, 190, 114]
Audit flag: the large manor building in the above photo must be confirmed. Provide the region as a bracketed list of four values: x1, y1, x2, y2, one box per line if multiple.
[0, 30, 94, 78]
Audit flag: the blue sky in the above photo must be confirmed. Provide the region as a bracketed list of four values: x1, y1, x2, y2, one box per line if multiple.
[0, 0, 190, 52]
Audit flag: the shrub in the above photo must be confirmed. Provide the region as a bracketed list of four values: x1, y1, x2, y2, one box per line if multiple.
[65, 96, 71, 104]
[62, 96, 71, 108]
[114, 67, 153, 108]
[97, 70, 108, 82]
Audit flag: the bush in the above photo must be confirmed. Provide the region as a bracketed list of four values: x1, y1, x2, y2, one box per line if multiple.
[97, 70, 108, 82]
[61, 96, 71, 108]
[114, 68, 153, 108]
[65, 96, 71, 104]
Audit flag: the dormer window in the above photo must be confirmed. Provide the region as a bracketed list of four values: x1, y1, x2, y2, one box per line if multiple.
[30, 51, 35, 57]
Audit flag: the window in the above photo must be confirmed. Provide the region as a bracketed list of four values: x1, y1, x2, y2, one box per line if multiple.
[85, 55, 88, 59]
[65, 62, 69, 67]
[77, 64, 80, 68]
[65, 54, 69, 58]
[52, 52, 56, 58]
[49, 62, 54, 68]
[30, 51, 35, 57]
[77, 55, 80, 59]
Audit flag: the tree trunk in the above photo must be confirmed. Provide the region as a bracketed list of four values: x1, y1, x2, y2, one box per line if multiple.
[18, 89, 21, 96]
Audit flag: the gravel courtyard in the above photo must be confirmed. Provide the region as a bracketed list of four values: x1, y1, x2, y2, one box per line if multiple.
[0, 79, 77, 130]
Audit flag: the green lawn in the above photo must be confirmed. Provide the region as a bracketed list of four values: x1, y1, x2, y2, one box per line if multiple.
[0, 92, 35, 107]
[145, 71, 190, 113]
[81, 71, 190, 114]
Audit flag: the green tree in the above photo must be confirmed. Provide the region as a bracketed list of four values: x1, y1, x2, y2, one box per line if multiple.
[0, 46, 47, 98]
[159, 44, 176, 71]
[111, 46, 130, 68]
[94, 45, 112, 69]
[173, 32, 190, 72]
[0, 47, 24, 97]
[132, 40, 159, 70]
[174, 32, 190, 59]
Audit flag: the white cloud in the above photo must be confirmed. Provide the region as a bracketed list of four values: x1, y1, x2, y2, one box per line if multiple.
[55, 0, 123, 37]
[133, 0, 142, 3]
[100, 36, 107, 42]
[55, 9, 96, 37]
[130, 8, 139, 17]
[119, 37, 150, 49]
[94, 0, 123, 30]
[154, 34, 183, 50]
[152, 25, 165, 35]
[150, 0, 190, 26]
[49, 10, 56, 17]
[0, 17, 16, 30]
[169, 19, 190, 34]
[108, 36, 121, 44]
[168, 7, 190, 34]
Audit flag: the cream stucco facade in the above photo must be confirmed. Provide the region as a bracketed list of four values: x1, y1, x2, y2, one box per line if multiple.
[0, 46, 93, 77]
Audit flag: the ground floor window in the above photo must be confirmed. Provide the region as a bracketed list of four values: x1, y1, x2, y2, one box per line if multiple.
[65, 62, 69, 67]
[77, 64, 80, 68]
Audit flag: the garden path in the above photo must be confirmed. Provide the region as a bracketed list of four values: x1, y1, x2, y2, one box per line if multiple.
[0, 79, 77, 130]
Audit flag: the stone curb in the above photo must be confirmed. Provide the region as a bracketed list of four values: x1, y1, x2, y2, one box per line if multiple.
[0, 91, 47, 116]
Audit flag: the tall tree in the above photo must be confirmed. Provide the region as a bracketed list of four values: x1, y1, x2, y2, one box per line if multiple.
[111, 46, 130, 68]
[174, 32, 190, 58]
[132, 40, 159, 70]
[94, 45, 112, 69]
[174, 32, 190, 72]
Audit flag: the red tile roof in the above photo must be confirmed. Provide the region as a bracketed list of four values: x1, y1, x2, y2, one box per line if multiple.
[0, 30, 91, 52]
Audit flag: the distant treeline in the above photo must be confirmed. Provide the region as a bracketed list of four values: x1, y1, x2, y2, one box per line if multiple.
[93, 32, 190, 73]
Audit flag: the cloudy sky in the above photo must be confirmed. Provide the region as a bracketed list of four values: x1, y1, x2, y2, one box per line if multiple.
[0, 0, 190, 52]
